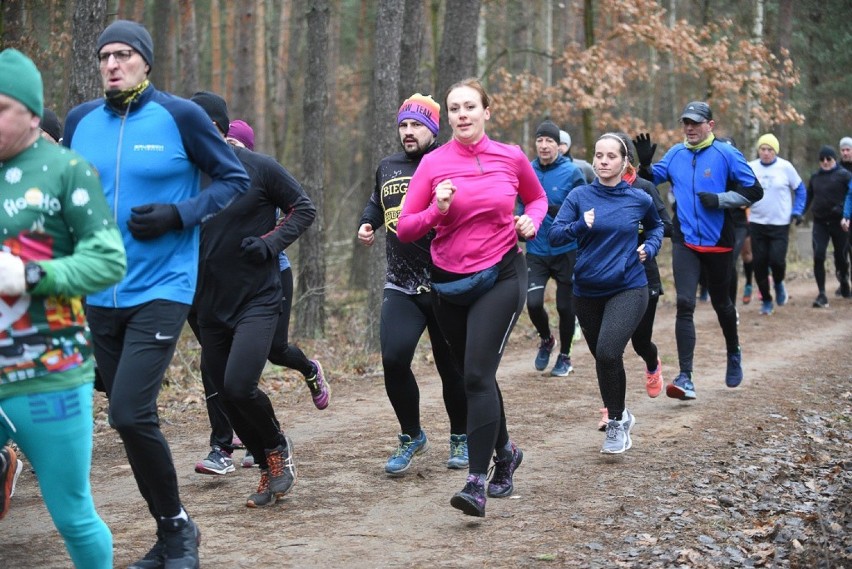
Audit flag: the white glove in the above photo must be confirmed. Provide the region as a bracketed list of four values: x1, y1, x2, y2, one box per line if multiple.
[0, 251, 26, 296]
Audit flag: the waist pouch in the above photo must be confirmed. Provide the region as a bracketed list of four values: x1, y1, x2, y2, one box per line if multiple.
[432, 264, 499, 306]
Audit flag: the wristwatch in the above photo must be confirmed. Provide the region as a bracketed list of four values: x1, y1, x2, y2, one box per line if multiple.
[24, 262, 45, 291]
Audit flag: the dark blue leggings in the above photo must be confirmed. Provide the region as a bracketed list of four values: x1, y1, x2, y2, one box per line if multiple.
[431, 249, 527, 475]
[575, 288, 648, 420]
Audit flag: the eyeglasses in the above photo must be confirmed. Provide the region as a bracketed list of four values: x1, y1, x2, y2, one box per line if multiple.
[98, 49, 135, 64]
[819, 157, 834, 163]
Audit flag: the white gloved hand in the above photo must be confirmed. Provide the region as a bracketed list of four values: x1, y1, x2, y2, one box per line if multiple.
[0, 251, 26, 296]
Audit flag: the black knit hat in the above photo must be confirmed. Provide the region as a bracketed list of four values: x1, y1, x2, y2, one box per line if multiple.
[97, 20, 154, 69]
[191, 91, 230, 135]
[819, 145, 837, 161]
[535, 120, 561, 143]
[40, 108, 62, 142]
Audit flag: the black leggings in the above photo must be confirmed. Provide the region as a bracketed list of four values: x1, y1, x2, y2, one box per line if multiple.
[812, 219, 848, 293]
[432, 249, 526, 475]
[672, 242, 739, 373]
[193, 268, 312, 452]
[526, 251, 576, 355]
[750, 223, 791, 303]
[199, 303, 284, 470]
[576, 288, 648, 421]
[630, 291, 659, 370]
[380, 288, 466, 438]
[87, 300, 190, 519]
[729, 225, 748, 304]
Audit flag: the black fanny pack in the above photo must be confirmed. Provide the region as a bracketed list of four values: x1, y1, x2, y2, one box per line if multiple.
[432, 264, 499, 306]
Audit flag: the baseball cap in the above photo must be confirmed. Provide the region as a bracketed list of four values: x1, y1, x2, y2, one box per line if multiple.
[680, 101, 713, 123]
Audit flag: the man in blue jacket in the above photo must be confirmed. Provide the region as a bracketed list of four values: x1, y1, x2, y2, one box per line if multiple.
[522, 120, 585, 376]
[635, 101, 763, 400]
[63, 20, 249, 569]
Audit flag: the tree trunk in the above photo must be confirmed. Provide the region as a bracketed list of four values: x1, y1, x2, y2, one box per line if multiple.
[398, 0, 427, 99]
[68, 0, 107, 109]
[774, 0, 794, 151]
[210, 0, 223, 93]
[436, 0, 482, 142]
[295, 0, 330, 339]
[232, 3, 255, 126]
[361, 0, 405, 351]
[271, 0, 292, 159]
[580, 0, 594, 161]
[253, 0, 267, 150]
[178, 0, 198, 97]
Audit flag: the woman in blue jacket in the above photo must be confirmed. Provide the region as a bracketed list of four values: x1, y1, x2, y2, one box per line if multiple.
[549, 133, 663, 455]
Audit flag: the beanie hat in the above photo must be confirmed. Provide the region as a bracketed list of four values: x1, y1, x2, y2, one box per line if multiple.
[397, 93, 440, 136]
[839, 137, 852, 150]
[0, 49, 43, 118]
[819, 145, 837, 161]
[559, 130, 571, 148]
[757, 133, 779, 154]
[535, 120, 560, 143]
[97, 20, 154, 69]
[227, 120, 255, 150]
[190, 91, 230, 135]
[40, 108, 62, 142]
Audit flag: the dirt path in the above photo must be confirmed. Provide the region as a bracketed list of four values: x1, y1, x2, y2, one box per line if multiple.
[3, 276, 850, 568]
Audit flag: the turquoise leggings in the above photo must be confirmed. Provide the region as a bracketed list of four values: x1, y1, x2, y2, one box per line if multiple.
[0, 382, 112, 568]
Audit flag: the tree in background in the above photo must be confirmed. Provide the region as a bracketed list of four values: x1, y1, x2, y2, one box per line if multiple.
[489, 0, 803, 156]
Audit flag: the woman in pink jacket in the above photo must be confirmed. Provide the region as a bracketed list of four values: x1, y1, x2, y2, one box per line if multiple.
[397, 78, 547, 517]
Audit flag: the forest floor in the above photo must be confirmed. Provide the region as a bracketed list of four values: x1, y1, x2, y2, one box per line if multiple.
[2, 275, 850, 568]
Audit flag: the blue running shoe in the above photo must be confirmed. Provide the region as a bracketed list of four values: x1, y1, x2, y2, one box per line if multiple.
[759, 300, 774, 315]
[534, 336, 555, 371]
[447, 434, 469, 469]
[385, 430, 429, 475]
[666, 372, 696, 400]
[450, 475, 486, 517]
[775, 282, 788, 306]
[726, 349, 743, 388]
[742, 284, 753, 305]
[550, 354, 573, 377]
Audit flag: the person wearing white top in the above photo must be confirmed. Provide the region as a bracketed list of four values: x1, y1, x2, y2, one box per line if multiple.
[747, 133, 806, 314]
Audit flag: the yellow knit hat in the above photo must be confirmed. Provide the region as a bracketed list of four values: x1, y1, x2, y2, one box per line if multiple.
[757, 133, 779, 154]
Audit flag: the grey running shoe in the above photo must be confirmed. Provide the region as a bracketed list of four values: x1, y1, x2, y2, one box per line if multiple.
[246, 469, 275, 508]
[265, 436, 296, 498]
[601, 410, 634, 454]
[194, 445, 235, 475]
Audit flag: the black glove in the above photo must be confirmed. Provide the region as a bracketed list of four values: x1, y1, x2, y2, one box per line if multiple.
[698, 192, 720, 209]
[632, 133, 657, 167]
[127, 204, 182, 240]
[241, 236, 272, 263]
[791, 214, 802, 226]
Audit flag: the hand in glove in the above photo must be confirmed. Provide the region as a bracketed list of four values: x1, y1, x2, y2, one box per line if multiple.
[697, 192, 720, 209]
[0, 251, 25, 296]
[241, 236, 272, 263]
[632, 133, 657, 167]
[127, 204, 182, 240]
[791, 214, 803, 226]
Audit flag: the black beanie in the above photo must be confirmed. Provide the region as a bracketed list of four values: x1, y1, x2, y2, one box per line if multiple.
[819, 145, 837, 161]
[191, 91, 230, 136]
[97, 20, 154, 69]
[535, 120, 561, 143]
[40, 108, 62, 142]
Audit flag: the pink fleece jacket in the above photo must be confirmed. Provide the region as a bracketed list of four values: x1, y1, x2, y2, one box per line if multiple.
[397, 134, 547, 273]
